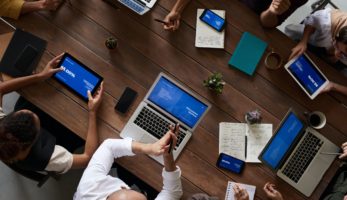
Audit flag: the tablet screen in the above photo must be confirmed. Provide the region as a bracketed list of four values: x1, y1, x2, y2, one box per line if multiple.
[54, 53, 103, 101]
[288, 54, 327, 95]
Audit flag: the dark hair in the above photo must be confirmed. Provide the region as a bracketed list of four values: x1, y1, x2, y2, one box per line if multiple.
[0, 111, 39, 162]
[336, 26, 347, 44]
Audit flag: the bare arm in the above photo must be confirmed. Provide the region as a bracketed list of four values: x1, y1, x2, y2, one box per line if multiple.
[71, 83, 104, 168]
[260, 0, 291, 28]
[289, 25, 315, 60]
[0, 54, 63, 106]
[21, 0, 62, 14]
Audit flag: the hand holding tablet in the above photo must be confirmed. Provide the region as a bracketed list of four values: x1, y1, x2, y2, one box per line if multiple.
[53, 53, 104, 101]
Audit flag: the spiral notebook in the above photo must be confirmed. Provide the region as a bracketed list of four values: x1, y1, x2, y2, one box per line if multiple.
[225, 181, 256, 200]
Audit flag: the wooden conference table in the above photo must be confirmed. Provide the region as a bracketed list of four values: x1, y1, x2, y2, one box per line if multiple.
[1, 0, 347, 199]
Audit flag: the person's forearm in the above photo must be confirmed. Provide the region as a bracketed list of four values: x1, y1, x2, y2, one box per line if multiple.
[331, 82, 347, 96]
[21, 1, 45, 14]
[171, 0, 191, 13]
[83, 112, 99, 158]
[132, 141, 151, 154]
[163, 154, 176, 172]
[300, 25, 315, 44]
[0, 73, 44, 98]
[260, 9, 279, 28]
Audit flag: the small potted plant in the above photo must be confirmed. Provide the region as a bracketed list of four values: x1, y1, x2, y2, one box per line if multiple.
[105, 37, 118, 49]
[203, 72, 225, 94]
[245, 109, 262, 124]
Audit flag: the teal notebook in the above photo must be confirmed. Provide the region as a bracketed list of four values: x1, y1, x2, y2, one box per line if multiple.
[228, 32, 267, 76]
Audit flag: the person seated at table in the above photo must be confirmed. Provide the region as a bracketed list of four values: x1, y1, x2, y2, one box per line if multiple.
[163, 0, 307, 31]
[74, 125, 182, 200]
[233, 142, 347, 200]
[0, 0, 63, 20]
[0, 53, 103, 174]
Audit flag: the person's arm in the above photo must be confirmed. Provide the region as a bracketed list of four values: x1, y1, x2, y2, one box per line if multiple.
[288, 25, 316, 60]
[0, 54, 63, 106]
[163, 0, 191, 31]
[71, 82, 104, 169]
[339, 142, 347, 159]
[21, 0, 62, 14]
[320, 82, 347, 97]
[260, 0, 291, 28]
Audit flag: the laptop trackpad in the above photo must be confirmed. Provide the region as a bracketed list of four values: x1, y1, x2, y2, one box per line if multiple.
[140, 134, 157, 144]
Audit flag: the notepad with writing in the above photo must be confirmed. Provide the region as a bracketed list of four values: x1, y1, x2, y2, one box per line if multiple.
[225, 181, 256, 200]
[195, 9, 225, 49]
[228, 32, 267, 76]
[219, 122, 272, 163]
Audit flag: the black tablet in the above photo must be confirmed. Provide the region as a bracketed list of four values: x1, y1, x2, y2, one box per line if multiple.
[53, 53, 103, 101]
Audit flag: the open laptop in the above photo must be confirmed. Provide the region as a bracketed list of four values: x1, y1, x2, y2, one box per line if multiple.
[120, 73, 211, 164]
[117, 0, 157, 15]
[259, 109, 339, 197]
[284, 53, 329, 100]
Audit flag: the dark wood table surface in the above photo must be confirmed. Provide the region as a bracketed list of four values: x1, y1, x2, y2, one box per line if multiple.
[0, 0, 347, 199]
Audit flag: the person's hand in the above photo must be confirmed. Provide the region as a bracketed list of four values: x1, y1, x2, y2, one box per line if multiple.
[39, 53, 64, 80]
[87, 82, 104, 113]
[263, 182, 283, 200]
[289, 41, 307, 61]
[163, 11, 181, 31]
[233, 184, 249, 200]
[147, 124, 179, 156]
[320, 82, 335, 94]
[339, 142, 347, 160]
[269, 0, 291, 15]
[41, 0, 63, 11]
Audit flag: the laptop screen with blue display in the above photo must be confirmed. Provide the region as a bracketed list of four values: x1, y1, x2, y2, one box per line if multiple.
[148, 76, 208, 128]
[261, 112, 304, 169]
[288, 55, 327, 95]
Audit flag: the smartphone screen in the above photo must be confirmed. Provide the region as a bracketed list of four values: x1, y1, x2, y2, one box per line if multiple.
[216, 153, 244, 173]
[115, 87, 137, 113]
[199, 9, 226, 32]
[14, 45, 38, 71]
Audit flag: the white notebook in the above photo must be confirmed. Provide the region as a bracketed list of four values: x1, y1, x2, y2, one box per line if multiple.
[195, 9, 225, 48]
[225, 181, 256, 200]
[219, 122, 272, 163]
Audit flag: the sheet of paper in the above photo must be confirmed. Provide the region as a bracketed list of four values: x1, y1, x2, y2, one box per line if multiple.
[219, 122, 246, 161]
[195, 9, 225, 49]
[225, 181, 256, 200]
[245, 124, 272, 163]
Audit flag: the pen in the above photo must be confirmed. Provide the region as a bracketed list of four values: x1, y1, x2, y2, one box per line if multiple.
[154, 18, 169, 25]
[320, 152, 342, 155]
[168, 124, 178, 154]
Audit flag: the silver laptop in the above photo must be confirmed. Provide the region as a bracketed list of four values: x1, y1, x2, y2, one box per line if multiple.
[117, 0, 157, 15]
[120, 73, 211, 164]
[259, 109, 339, 197]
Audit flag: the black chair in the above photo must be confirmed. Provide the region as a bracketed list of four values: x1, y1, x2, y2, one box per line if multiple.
[5, 163, 60, 187]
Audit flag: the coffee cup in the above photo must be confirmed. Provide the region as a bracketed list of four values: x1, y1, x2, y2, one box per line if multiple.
[306, 111, 326, 129]
[265, 50, 282, 70]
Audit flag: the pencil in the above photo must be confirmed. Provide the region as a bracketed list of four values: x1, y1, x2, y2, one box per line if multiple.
[168, 124, 178, 154]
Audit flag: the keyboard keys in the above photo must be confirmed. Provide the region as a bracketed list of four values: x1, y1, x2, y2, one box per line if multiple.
[282, 132, 323, 183]
[134, 107, 187, 149]
[119, 0, 145, 13]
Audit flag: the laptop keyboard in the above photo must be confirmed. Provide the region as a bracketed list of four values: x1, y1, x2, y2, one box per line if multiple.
[282, 132, 323, 183]
[134, 107, 187, 150]
[119, 0, 145, 14]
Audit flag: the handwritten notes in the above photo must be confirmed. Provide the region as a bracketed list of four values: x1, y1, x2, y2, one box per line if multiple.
[195, 9, 225, 49]
[219, 122, 272, 163]
[225, 181, 256, 200]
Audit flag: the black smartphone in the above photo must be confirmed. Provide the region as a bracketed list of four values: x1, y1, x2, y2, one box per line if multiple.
[14, 45, 38, 71]
[199, 9, 226, 32]
[216, 153, 245, 174]
[115, 87, 137, 113]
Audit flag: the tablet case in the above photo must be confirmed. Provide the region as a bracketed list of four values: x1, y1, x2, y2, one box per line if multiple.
[228, 32, 267, 76]
[0, 29, 46, 77]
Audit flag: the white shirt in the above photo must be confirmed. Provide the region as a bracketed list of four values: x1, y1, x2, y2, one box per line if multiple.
[74, 138, 183, 200]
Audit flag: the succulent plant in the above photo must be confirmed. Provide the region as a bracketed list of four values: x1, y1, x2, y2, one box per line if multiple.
[245, 109, 262, 124]
[203, 72, 225, 94]
[105, 37, 118, 49]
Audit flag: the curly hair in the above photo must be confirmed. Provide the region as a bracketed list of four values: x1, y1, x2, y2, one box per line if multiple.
[336, 26, 347, 44]
[0, 111, 39, 162]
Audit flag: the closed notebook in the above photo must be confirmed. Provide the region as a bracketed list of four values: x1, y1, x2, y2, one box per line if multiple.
[228, 32, 267, 76]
